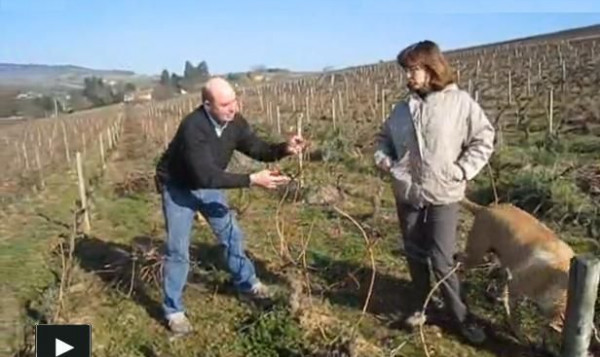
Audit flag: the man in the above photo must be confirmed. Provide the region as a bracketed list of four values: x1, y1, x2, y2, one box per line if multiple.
[374, 40, 495, 345]
[155, 77, 306, 334]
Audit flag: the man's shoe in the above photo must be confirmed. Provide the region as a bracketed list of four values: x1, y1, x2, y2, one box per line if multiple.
[249, 281, 272, 299]
[404, 311, 427, 330]
[166, 312, 193, 335]
[459, 319, 486, 345]
[239, 281, 274, 307]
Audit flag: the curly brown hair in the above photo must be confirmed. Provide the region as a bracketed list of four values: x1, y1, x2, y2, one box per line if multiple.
[397, 40, 456, 91]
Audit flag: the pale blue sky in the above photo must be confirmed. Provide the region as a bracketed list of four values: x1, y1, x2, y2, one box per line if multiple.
[1, 0, 599, 75]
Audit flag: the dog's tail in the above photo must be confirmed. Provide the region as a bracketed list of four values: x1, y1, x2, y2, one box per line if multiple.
[460, 197, 485, 214]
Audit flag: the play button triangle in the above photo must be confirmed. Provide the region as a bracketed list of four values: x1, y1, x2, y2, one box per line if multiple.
[55, 338, 74, 356]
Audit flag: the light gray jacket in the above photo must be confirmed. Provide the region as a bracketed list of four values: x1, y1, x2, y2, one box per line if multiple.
[374, 83, 495, 206]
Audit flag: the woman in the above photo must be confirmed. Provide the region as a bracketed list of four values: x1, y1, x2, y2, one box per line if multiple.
[374, 40, 495, 344]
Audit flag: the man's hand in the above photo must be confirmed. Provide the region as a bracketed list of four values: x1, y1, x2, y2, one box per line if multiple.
[286, 134, 308, 155]
[376, 156, 392, 172]
[249, 169, 291, 189]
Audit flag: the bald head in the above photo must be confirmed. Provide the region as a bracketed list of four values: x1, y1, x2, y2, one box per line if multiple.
[202, 77, 238, 122]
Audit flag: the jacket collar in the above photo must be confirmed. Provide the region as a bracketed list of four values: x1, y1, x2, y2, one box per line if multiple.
[201, 105, 228, 129]
[408, 83, 458, 103]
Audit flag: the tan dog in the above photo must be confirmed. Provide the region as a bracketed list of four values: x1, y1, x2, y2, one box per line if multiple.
[459, 198, 574, 342]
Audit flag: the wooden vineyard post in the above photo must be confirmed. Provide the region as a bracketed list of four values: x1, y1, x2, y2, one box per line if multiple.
[35, 146, 45, 190]
[277, 106, 281, 134]
[527, 70, 532, 97]
[113, 123, 119, 144]
[548, 87, 554, 136]
[297, 113, 304, 188]
[259, 91, 264, 112]
[107, 128, 113, 151]
[22, 143, 30, 171]
[99, 133, 106, 171]
[47, 137, 54, 161]
[76, 152, 91, 233]
[61, 122, 71, 164]
[381, 89, 386, 122]
[331, 98, 336, 129]
[305, 95, 310, 124]
[561, 61, 567, 92]
[163, 122, 169, 150]
[508, 70, 513, 105]
[561, 255, 600, 357]
[266, 102, 271, 125]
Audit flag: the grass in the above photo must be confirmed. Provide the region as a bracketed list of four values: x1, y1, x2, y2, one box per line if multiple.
[237, 303, 308, 357]
[0, 167, 94, 354]
[3, 131, 597, 356]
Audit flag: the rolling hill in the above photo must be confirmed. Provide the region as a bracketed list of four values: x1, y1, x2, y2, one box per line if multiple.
[0, 63, 155, 90]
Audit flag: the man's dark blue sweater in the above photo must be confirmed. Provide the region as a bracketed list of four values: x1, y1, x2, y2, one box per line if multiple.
[156, 105, 289, 190]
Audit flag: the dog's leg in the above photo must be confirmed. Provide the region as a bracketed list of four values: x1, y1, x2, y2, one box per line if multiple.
[506, 299, 533, 346]
[502, 282, 511, 322]
[501, 274, 519, 339]
[463, 220, 491, 269]
[500, 270, 516, 333]
[500, 267, 513, 307]
[502, 271, 533, 346]
[539, 320, 563, 357]
[484, 263, 507, 302]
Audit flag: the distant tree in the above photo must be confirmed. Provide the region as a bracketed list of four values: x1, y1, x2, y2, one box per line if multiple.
[197, 61, 209, 79]
[266, 67, 289, 73]
[184, 61, 196, 79]
[182, 60, 210, 83]
[226, 72, 243, 81]
[82, 76, 119, 107]
[35, 96, 56, 113]
[170, 73, 182, 89]
[0, 88, 20, 117]
[251, 64, 267, 73]
[16, 95, 58, 118]
[124, 82, 136, 92]
[160, 69, 170, 86]
[68, 91, 93, 111]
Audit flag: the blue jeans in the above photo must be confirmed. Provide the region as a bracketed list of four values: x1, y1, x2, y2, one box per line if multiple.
[161, 180, 259, 317]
